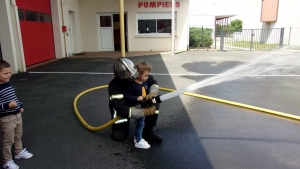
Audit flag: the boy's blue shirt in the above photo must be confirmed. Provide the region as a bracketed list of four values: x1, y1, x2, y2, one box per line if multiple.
[124, 80, 150, 107]
[108, 74, 158, 118]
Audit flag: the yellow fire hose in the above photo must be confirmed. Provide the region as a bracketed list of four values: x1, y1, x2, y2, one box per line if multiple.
[73, 85, 300, 131]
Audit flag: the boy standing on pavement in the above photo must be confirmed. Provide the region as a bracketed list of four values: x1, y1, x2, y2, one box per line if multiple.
[0, 60, 33, 169]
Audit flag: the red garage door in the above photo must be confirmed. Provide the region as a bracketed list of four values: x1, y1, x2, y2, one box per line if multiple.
[17, 0, 55, 66]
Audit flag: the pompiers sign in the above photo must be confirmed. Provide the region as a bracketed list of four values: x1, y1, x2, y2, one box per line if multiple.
[138, 2, 180, 8]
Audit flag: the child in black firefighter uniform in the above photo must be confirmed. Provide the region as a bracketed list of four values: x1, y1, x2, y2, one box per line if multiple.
[108, 58, 162, 143]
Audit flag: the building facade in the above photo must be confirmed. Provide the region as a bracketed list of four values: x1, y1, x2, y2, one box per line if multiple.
[0, 0, 189, 73]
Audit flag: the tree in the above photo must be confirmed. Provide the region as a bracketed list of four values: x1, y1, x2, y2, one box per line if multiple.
[230, 19, 243, 32]
[189, 27, 213, 48]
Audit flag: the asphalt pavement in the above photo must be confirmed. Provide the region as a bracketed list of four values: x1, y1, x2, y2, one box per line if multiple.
[3, 50, 300, 169]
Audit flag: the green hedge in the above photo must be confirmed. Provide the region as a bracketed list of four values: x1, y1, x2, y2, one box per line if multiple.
[189, 27, 213, 48]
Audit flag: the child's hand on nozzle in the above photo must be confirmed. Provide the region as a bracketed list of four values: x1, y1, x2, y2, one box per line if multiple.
[9, 100, 17, 108]
[137, 96, 143, 101]
[144, 93, 158, 100]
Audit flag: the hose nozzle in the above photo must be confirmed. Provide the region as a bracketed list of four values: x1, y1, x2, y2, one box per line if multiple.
[136, 95, 162, 108]
[151, 95, 162, 104]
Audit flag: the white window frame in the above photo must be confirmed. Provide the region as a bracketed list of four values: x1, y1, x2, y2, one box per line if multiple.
[136, 12, 177, 36]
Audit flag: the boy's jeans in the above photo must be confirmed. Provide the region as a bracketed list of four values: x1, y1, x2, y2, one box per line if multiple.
[135, 117, 145, 143]
[0, 113, 23, 163]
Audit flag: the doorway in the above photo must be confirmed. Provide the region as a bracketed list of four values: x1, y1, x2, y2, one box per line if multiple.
[98, 14, 114, 51]
[68, 11, 76, 56]
[112, 14, 128, 51]
[97, 13, 128, 51]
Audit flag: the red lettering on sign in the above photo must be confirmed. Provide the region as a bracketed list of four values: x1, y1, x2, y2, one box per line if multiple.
[157, 2, 162, 7]
[144, 2, 149, 8]
[138, 2, 181, 8]
[166, 2, 170, 7]
[150, 2, 156, 8]
[138, 2, 143, 8]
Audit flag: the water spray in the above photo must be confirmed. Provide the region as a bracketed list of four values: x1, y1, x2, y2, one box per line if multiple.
[160, 47, 300, 102]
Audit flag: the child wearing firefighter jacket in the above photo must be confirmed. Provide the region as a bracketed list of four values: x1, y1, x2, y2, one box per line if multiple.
[108, 58, 162, 143]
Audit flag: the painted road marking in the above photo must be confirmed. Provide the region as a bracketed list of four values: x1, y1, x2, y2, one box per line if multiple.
[29, 71, 300, 77]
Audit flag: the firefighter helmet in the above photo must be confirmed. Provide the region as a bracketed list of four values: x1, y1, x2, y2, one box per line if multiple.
[113, 58, 137, 78]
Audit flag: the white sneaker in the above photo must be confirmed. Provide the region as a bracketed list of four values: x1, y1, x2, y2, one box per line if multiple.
[135, 139, 150, 149]
[3, 160, 19, 169]
[14, 148, 33, 159]
[133, 137, 149, 144]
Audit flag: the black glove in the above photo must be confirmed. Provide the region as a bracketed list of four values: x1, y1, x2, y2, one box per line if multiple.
[142, 95, 162, 107]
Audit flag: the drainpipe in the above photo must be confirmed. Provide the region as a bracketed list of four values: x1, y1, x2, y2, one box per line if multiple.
[187, 0, 190, 51]
[171, 0, 175, 55]
[119, 0, 125, 57]
[61, 0, 67, 57]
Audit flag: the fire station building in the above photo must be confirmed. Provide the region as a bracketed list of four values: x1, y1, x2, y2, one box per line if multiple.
[0, 0, 189, 73]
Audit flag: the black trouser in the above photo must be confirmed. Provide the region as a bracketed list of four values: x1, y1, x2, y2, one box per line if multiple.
[144, 103, 159, 130]
[110, 103, 160, 141]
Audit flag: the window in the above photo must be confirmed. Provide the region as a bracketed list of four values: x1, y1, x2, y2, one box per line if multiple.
[26, 11, 39, 22]
[18, 9, 52, 23]
[138, 20, 156, 33]
[137, 12, 176, 35]
[40, 13, 51, 22]
[100, 16, 112, 27]
[18, 9, 25, 21]
[157, 20, 171, 33]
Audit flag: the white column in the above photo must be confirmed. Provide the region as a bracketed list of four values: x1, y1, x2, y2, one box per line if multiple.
[50, 0, 66, 58]
[0, 0, 26, 73]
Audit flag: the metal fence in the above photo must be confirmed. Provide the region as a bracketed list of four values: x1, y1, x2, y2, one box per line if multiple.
[214, 27, 300, 51]
[283, 27, 300, 48]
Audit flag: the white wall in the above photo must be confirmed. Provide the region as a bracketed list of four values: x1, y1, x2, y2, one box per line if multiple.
[271, 0, 300, 28]
[280, 0, 300, 47]
[126, 0, 189, 51]
[50, 0, 65, 58]
[78, 0, 118, 52]
[62, 0, 82, 55]
[79, 0, 189, 52]
[51, 0, 82, 58]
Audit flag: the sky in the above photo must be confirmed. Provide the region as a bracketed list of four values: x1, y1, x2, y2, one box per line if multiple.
[188, 0, 263, 28]
[189, 0, 245, 15]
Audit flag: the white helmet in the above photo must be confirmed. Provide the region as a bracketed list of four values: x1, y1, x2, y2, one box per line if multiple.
[113, 58, 137, 78]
